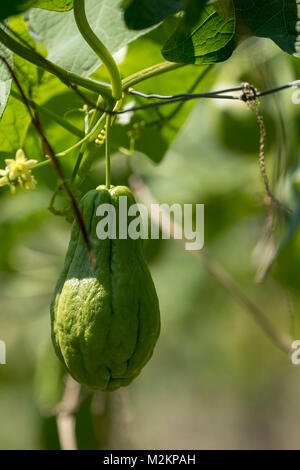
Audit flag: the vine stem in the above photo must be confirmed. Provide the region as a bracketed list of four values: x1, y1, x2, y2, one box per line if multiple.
[0, 24, 112, 98]
[105, 114, 111, 188]
[103, 99, 123, 188]
[73, 0, 122, 100]
[0, 20, 184, 97]
[122, 62, 185, 90]
[72, 94, 106, 183]
[75, 97, 122, 186]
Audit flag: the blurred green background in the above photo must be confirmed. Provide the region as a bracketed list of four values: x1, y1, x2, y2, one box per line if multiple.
[1, 32, 300, 449]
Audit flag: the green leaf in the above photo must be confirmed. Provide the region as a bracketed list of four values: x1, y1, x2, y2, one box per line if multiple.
[0, 41, 13, 119]
[34, 0, 73, 11]
[0, 17, 39, 154]
[0, 1, 72, 20]
[0, 1, 35, 21]
[162, 1, 236, 64]
[234, 0, 300, 57]
[30, 0, 157, 78]
[123, 0, 182, 30]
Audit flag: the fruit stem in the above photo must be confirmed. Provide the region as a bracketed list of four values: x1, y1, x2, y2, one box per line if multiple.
[105, 114, 111, 189]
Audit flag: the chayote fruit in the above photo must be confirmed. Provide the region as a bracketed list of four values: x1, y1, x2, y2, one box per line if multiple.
[50, 185, 160, 391]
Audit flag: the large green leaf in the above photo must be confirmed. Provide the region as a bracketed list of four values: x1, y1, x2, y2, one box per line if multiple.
[123, 0, 182, 30]
[0, 0, 73, 20]
[0, 17, 39, 154]
[30, 0, 156, 78]
[162, 1, 236, 64]
[234, 0, 300, 57]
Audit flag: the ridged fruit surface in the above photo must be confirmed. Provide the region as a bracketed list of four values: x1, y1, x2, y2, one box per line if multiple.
[51, 185, 160, 391]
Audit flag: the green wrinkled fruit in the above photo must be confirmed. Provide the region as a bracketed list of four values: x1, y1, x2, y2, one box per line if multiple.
[50, 185, 160, 391]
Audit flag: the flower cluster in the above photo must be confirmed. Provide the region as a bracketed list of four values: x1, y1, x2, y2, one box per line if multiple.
[0, 149, 37, 194]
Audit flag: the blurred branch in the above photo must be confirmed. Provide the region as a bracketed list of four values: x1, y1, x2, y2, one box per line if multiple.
[130, 175, 294, 355]
[56, 376, 81, 450]
[92, 389, 132, 449]
[242, 83, 292, 215]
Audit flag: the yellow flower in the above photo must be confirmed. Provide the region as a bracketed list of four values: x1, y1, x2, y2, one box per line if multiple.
[0, 149, 38, 193]
[0, 168, 9, 189]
